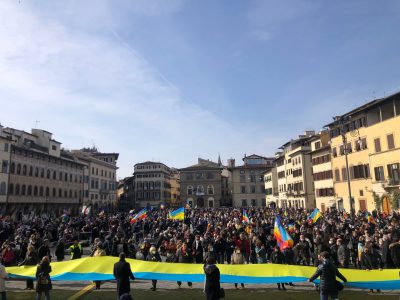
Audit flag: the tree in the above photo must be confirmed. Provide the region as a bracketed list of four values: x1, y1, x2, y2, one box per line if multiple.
[373, 192, 383, 212]
[391, 190, 400, 211]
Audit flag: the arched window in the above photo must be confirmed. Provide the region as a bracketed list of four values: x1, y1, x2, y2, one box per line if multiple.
[47, 170, 50, 179]
[27, 185, 32, 196]
[59, 188, 62, 197]
[17, 163, 21, 175]
[21, 185, 26, 196]
[59, 172, 63, 181]
[33, 186, 38, 196]
[40, 168, 44, 178]
[35, 167, 39, 177]
[45, 187, 49, 197]
[15, 184, 20, 195]
[29, 166, 33, 176]
[53, 188, 56, 197]
[22, 165, 27, 176]
[9, 183, 14, 195]
[187, 185, 193, 195]
[207, 185, 214, 195]
[197, 185, 204, 194]
[0, 182, 6, 195]
[53, 171, 57, 180]
[10, 163, 15, 174]
[39, 186, 44, 196]
[65, 173, 68, 181]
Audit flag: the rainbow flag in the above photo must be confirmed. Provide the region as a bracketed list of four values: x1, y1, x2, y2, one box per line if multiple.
[242, 210, 250, 224]
[274, 215, 294, 251]
[366, 211, 375, 224]
[168, 207, 185, 221]
[288, 223, 295, 233]
[130, 208, 147, 224]
[309, 208, 321, 224]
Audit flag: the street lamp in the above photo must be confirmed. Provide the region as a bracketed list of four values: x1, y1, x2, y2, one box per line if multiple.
[332, 115, 358, 212]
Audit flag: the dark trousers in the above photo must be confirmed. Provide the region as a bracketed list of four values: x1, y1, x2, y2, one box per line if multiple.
[320, 292, 338, 300]
[26, 279, 34, 289]
[177, 281, 192, 286]
[152, 280, 157, 289]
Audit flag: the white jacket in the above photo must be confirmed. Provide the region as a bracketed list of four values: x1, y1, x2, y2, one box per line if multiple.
[0, 263, 7, 292]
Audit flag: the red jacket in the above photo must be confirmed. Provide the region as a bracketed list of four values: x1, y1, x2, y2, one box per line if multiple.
[235, 239, 250, 255]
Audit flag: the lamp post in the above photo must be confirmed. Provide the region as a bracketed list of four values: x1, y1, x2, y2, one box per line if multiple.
[332, 116, 356, 212]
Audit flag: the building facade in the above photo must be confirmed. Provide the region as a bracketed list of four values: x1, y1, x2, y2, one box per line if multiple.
[0, 126, 12, 207]
[169, 168, 181, 208]
[133, 161, 171, 209]
[277, 132, 317, 209]
[2, 127, 85, 214]
[310, 132, 334, 212]
[117, 176, 135, 211]
[230, 154, 274, 207]
[180, 158, 228, 208]
[327, 91, 400, 212]
[72, 148, 118, 211]
[264, 165, 278, 207]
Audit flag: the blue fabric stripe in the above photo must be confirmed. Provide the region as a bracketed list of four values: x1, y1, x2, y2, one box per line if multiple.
[8, 272, 400, 290]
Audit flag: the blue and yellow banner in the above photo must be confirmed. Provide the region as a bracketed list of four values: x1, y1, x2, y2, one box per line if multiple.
[5, 257, 400, 290]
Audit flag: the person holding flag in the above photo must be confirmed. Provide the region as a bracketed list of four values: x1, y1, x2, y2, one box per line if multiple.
[273, 215, 294, 251]
[242, 210, 250, 224]
[365, 211, 376, 225]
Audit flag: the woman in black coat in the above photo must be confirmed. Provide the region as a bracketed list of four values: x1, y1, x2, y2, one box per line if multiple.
[203, 257, 220, 300]
[35, 256, 52, 300]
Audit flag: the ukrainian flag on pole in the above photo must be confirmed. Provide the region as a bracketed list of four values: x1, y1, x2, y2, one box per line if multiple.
[309, 208, 321, 223]
[168, 207, 185, 220]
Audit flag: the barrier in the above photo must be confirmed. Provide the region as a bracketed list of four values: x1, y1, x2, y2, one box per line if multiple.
[6, 257, 400, 290]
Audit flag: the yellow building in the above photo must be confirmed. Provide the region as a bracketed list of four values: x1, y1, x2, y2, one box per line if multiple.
[327, 91, 400, 212]
[310, 131, 334, 212]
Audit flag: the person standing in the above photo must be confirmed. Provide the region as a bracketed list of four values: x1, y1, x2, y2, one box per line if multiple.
[146, 246, 161, 291]
[21, 245, 38, 290]
[113, 252, 135, 299]
[0, 261, 7, 300]
[231, 246, 245, 289]
[92, 243, 106, 290]
[69, 240, 83, 260]
[35, 256, 52, 300]
[176, 243, 193, 288]
[204, 257, 221, 300]
[54, 239, 65, 262]
[308, 251, 347, 300]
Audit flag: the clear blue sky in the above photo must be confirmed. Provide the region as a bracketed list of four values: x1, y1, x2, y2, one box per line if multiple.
[0, 0, 399, 177]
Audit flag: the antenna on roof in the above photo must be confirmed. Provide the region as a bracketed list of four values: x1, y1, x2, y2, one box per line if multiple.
[34, 120, 40, 128]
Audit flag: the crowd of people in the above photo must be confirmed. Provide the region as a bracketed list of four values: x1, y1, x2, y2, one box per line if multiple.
[0, 207, 399, 299]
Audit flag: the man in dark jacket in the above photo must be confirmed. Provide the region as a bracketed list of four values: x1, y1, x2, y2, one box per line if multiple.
[113, 252, 135, 298]
[204, 257, 220, 300]
[308, 251, 347, 300]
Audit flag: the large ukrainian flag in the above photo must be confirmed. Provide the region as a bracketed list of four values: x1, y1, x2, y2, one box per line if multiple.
[168, 207, 185, 220]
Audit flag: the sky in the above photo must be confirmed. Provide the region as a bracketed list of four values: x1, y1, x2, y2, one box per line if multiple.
[0, 0, 400, 178]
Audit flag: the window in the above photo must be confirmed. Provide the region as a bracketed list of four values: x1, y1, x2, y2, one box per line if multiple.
[206, 172, 214, 179]
[53, 171, 56, 180]
[47, 170, 50, 179]
[315, 141, 321, 149]
[241, 199, 247, 207]
[350, 164, 370, 179]
[33, 186, 38, 196]
[387, 163, 400, 184]
[27, 185, 32, 196]
[29, 166, 33, 176]
[39, 186, 43, 197]
[59, 189, 62, 197]
[187, 185, 193, 195]
[46, 187, 49, 197]
[341, 167, 348, 181]
[53, 188, 56, 197]
[241, 186, 246, 193]
[240, 170, 245, 174]
[0, 182, 6, 195]
[207, 185, 214, 195]
[17, 163, 21, 175]
[8, 184, 13, 195]
[1, 160, 8, 173]
[40, 168, 44, 178]
[359, 189, 364, 196]
[15, 184, 20, 195]
[374, 138, 381, 153]
[22, 165, 27, 176]
[339, 145, 344, 156]
[4, 143, 9, 152]
[52, 145, 57, 151]
[374, 166, 385, 182]
[250, 186, 256, 193]
[251, 199, 257, 206]
[240, 175, 245, 183]
[197, 185, 204, 194]
[332, 147, 337, 157]
[387, 134, 395, 150]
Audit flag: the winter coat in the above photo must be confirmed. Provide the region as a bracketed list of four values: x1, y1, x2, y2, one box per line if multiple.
[231, 252, 245, 265]
[0, 263, 7, 292]
[36, 261, 52, 292]
[309, 260, 347, 295]
[204, 263, 220, 300]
